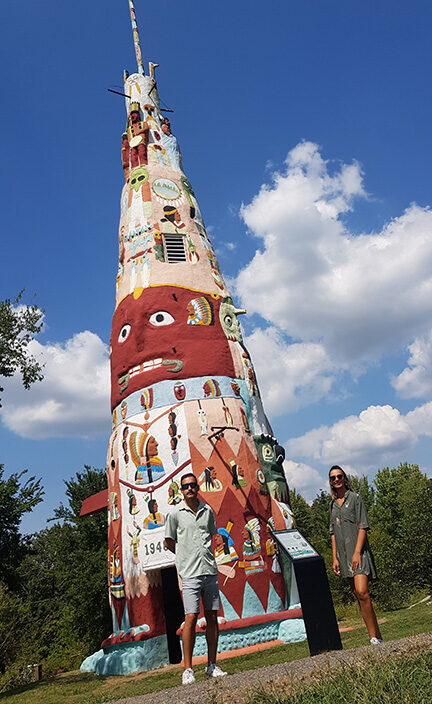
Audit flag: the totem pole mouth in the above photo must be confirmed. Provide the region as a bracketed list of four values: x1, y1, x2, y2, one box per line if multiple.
[118, 358, 183, 393]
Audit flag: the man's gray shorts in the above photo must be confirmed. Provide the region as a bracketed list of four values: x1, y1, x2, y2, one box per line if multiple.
[182, 574, 220, 614]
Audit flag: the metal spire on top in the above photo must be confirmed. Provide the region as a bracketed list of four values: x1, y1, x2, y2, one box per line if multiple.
[127, 0, 145, 75]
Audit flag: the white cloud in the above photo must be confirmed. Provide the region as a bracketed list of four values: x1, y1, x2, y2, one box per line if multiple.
[245, 326, 337, 416]
[286, 402, 432, 471]
[405, 401, 432, 437]
[0, 331, 110, 439]
[392, 331, 432, 399]
[283, 459, 327, 502]
[235, 141, 432, 365]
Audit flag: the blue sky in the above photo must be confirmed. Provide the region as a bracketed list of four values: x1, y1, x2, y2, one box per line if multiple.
[2, 0, 432, 532]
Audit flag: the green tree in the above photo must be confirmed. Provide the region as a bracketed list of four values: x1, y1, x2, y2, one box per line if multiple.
[20, 466, 110, 662]
[369, 463, 432, 608]
[0, 466, 44, 590]
[0, 291, 44, 405]
[290, 488, 312, 539]
[52, 465, 108, 547]
[0, 585, 31, 690]
[349, 474, 375, 513]
[309, 490, 332, 554]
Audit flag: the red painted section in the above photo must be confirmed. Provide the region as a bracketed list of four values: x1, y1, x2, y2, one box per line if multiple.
[107, 456, 127, 631]
[102, 583, 167, 646]
[104, 607, 303, 643]
[80, 489, 108, 516]
[176, 608, 303, 635]
[101, 628, 151, 646]
[110, 287, 235, 410]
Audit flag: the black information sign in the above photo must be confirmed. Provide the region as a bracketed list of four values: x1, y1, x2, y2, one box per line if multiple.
[273, 529, 342, 656]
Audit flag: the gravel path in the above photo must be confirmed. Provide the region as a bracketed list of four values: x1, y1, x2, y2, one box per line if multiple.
[104, 632, 432, 704]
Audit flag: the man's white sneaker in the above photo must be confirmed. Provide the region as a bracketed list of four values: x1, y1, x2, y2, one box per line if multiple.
[370, 637, 383, 645]
[206, 663, 227, 678]
[182, 668, 195, 684]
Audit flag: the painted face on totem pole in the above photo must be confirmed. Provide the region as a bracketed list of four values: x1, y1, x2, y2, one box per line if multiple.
[110, 286, 235, 409]
[181, 175, 195, 198]
[219, 297, 246, 343]
[129, 167, 149, 192]
[253, 434, 289, 502]
[146, 436, 158, 457]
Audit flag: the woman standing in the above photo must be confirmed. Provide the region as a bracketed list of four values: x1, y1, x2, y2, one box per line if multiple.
[329, 465, 382, 644]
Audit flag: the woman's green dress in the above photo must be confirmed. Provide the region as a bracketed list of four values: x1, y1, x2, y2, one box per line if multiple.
[329, 490, 377, 579]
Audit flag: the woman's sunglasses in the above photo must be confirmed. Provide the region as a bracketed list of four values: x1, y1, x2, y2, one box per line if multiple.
[330, 474, 344, 482]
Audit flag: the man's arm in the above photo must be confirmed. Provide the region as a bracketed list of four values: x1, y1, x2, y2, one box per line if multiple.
[164, 511, 177, 553]
[208, 506, 217, 536]
[164, 537, 176, 553]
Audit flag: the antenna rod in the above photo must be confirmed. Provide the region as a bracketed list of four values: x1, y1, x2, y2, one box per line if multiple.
[107, 88, 131, 98]
[127, 0, 145, 75]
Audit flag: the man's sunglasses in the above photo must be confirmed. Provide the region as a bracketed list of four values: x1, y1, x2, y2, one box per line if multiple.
[330, 474, 344, 482]
[181, 482, 198, 490]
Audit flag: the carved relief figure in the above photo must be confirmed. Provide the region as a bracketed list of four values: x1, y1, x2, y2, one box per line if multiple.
[127, 102, 149, 168]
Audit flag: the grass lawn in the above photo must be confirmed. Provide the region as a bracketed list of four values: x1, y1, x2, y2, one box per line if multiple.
[250, 648, 432, 704]
[0, 600, 430, 704]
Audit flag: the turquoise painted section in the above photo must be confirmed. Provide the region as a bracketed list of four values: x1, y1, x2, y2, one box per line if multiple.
[220, 592, 240, 621]
[184, 617, 306, 657]
[278, 618, 306, 643]
[81, 649, 104, 672]
[132, 624, 150, 635]
[80, 635, 169, 675]
[120, 605, 131, 631]
[266, 581, 285, 614]
[241, 582, 265, 618]
[111, 604, 120, 633]
[112, 376, 250, 426]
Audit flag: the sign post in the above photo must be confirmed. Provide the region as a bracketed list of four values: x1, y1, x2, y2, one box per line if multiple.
[273, 529, 342, 656]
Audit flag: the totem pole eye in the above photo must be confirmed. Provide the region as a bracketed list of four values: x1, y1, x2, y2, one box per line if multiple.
[149, 311, 175, 326]
[118, 324, 131, 342]
[224, 314, 233, 328]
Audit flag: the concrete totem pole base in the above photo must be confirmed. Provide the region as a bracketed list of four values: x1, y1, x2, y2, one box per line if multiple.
[188, 617, 307, 658]
[80, 635, 169, 675]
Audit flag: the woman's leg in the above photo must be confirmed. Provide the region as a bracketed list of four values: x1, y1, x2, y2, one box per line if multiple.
[349, 574, 382, 640]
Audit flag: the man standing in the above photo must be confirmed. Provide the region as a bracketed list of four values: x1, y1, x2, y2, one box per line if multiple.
[164, 473, 227, 685]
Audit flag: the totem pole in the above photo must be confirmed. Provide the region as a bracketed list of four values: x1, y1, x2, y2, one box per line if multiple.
[81, 0, 304, 676]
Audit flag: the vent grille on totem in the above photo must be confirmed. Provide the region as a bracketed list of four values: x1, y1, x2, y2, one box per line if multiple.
[163, 234, 187, 262]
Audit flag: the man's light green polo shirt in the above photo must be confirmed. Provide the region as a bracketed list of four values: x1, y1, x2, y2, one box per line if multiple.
[165, 500, 218, 579]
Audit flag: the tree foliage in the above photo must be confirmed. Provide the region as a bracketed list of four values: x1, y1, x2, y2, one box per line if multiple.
[0, 291, 44, 405]
[0, 466, 110, 691]
[368, 463, 432, 608]
[0, 466, 44, 590]
[21, 467, 110, 656]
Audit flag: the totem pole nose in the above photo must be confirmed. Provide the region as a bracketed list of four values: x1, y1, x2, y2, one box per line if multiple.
[134, 321, 147, 352]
